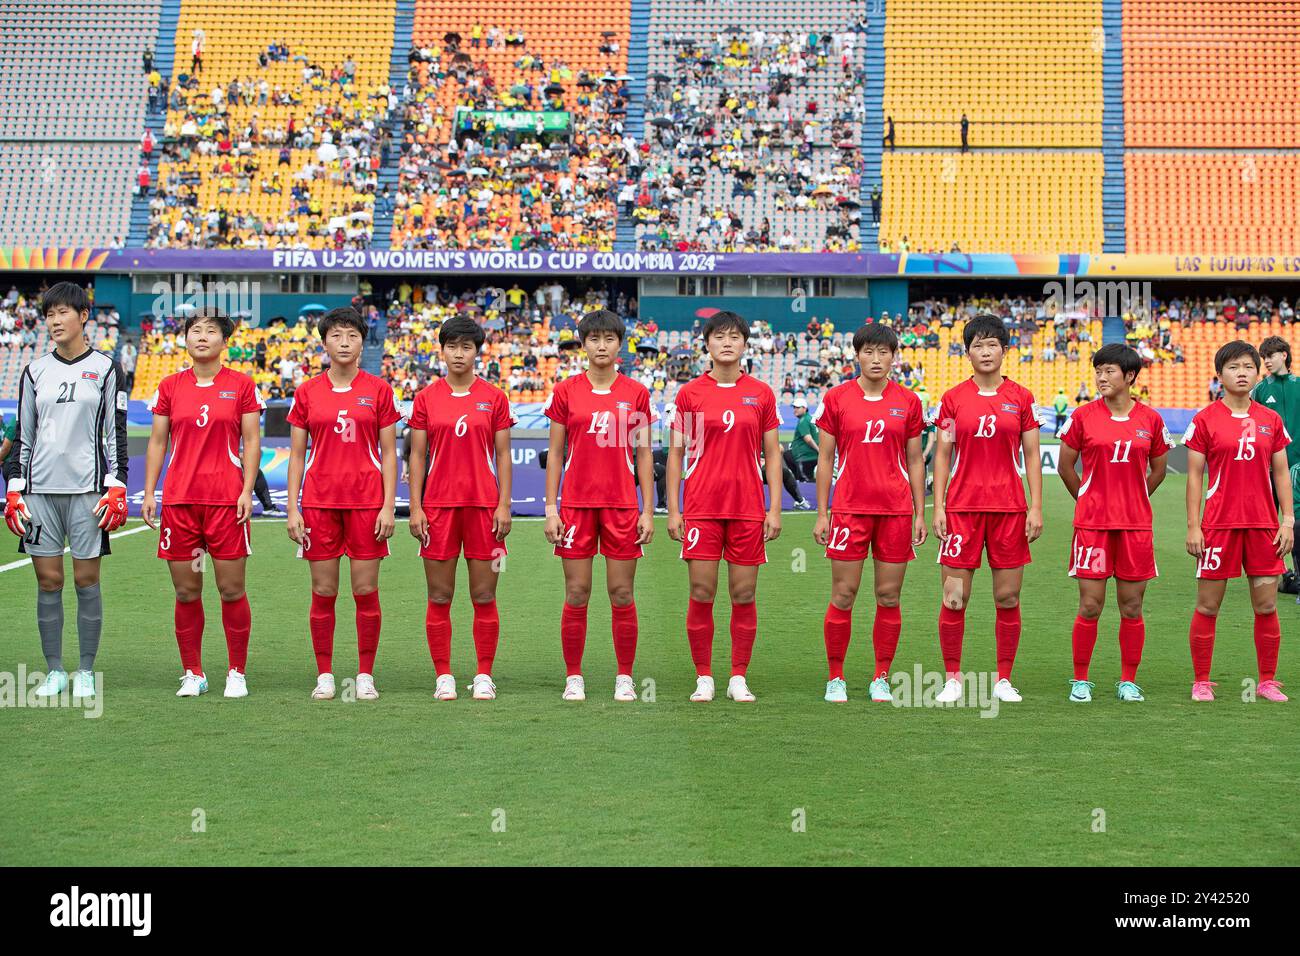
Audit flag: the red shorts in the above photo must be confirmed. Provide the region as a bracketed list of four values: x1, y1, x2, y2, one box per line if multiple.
[1195, 527, 1285, 580]
[937, 511, 1031, 570]
[419, 506, 506, 562]
[680, 517, 767, 566]
[299, 507, 390, 561]
[158, 504, 251, 562]
[554, 506, 643, 561]
[1068, 528, 1157, 581]
[824, 512, 915, 563]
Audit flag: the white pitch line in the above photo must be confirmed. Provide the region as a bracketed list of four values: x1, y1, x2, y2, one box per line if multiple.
[0, 523, 153, 574]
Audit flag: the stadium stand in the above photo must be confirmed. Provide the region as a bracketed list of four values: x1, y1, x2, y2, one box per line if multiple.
[882, 0, 1103, 148]
[634, 0, 867, 253]
[1123, 0, 1300, 149]
[1125, 153, 1300, 255]
[876, 0, 1104, 254]
[879, 152, 1104, 253]
[0, 0, 160, 246]
[391, 0, 630, 250]
[147, 1, 396, 249]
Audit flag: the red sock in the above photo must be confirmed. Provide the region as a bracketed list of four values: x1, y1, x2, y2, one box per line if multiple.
[425, 600, 452, 674]
[354, 590, 381, 675]
[823, 603, 852, 680]
[472, 600, 499, 674]
[872, 604, 901, 677]
[174, 598, 205, 676]
[309, 592, 336, 675]
[995, 605, 1021, 681]
[1071, 615, 1098, 681]
[1189, 609, 1217, 682]
[560, 602, 588, 676]
[611, 602, 638, 675]
[1254, 611, 1281, 683]
[220, 594, 251, 673]
[938, 605, 965, 677]
[1119, 616, 1145, 683]
[730, 600, 757, 677]
[686, 598, 714, 676]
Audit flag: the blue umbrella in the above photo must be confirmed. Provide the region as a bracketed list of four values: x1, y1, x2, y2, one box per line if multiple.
[299, 303, 327, 316]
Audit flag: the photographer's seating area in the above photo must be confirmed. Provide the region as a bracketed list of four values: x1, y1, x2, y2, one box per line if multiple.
[149, 0, 395, 249]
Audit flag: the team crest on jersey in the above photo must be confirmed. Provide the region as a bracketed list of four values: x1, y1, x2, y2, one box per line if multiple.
[356, 396, 375, 408]
[476, 401, 492, 412]
[889, 407, 906, 418]
[616, 401, 632, 411]
[1000, 403, 1019, 414]
[741, 396, 759, 406]
[219, 390, 237, 400]
[1259, 425, 1273, 436]
[1135, 429, 1152, 439]
[80, 370, 99, 381]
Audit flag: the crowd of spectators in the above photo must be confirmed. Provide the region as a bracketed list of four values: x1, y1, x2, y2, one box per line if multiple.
[635, 22, 867, 253]
[146, 37, 393, 250]
[392, 28, 629, 250]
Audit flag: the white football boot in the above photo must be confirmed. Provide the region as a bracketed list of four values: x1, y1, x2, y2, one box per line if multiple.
[434, 673, 457, 701]
[223, 669, 248, 698]
[469, 673, 497, 700]
[613, 674, 637, 702]
[311, 672, 336, 700]
[562, 674, 586, 701]
[176, 669, 208, 697]
[992, 678, 1022, 702]
[690, 675, 715, 702]
[355, 673, 379, 701]
[935, 676, 963, 704]
[727, 675, 756, 703]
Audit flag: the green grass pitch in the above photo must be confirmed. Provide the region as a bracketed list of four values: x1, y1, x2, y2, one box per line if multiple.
[1, 475, 1296, 866]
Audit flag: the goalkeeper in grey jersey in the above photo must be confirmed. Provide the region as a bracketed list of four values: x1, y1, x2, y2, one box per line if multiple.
[3, 283, 129, 699]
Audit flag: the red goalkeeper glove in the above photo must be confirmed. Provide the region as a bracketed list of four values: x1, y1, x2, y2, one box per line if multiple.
[93, 484, 129, 532]
[4, 480, 30, 537]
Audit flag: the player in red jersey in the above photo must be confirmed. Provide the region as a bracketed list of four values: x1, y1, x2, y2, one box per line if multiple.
[285, 307, 400, 702]
[1057, 344, 1172, 703]
[931, 314, 1043, 703]
[666, 310, 783, 703]
[143, 310, 263, 699]
[812, 323, 926, 704]
[1184, 341, 1294, 702]
[407, 316, 514, 702]
[543, 309, 655, 703]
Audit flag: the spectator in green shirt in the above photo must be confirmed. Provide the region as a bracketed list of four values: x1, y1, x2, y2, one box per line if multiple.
[1252, 337, 1300, 469]
[786, 398, 819, 482]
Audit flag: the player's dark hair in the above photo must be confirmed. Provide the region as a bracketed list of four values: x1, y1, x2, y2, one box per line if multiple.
[1214, 340, 1261, 374]
[41, 281, 90, 318]
[438, 315, 486, 350]
[317, 306, 366, 339]
[182, 308, 236, 341]
[962, 313, 1009, 350]
[1091, 343, 1142, 383]
[852, 322, 898, 354]
[577, 309, 625, 344]
[701, 309, 749, 342]
[1259, 335, 1292, 371]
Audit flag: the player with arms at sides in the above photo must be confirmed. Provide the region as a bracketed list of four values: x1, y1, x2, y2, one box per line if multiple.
[3, 282, 128, 699]
[408, 316, 514, 702]
[1056, 344, 1172, 703]
[812, 323, 926, 704]
[141, 309, 264, 698]
[931, 314, 1043, 704]
[1184, 341, 1293, 702]
[666, 310, 783, 703]
[285, 307, 400, 702]
[543, 309, 655, 702]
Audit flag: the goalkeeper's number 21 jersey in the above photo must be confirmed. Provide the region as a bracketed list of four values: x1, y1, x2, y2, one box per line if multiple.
[4, 349, 129, 494]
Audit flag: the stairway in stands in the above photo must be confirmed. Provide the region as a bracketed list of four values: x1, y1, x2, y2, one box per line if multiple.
[614, 0, 651, 252]
[858, 0, 886, 250]
[371, 0, 416, 250]
[126, 0, 179, 247]
[1100, 0, 1126, 253]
